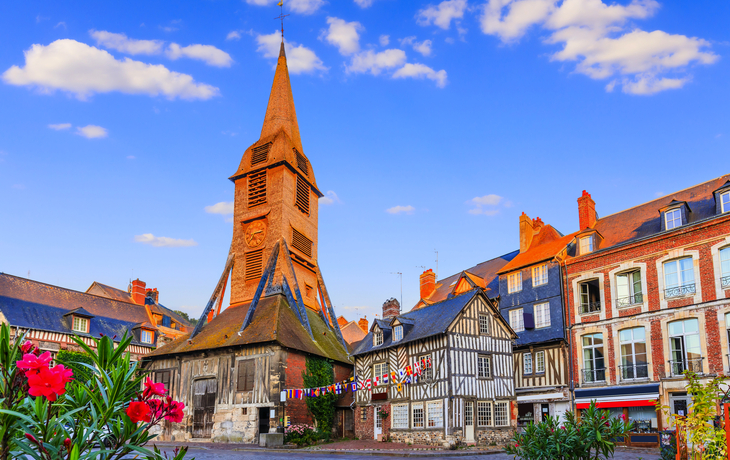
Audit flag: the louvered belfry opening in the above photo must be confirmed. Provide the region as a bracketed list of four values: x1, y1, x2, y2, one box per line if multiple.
[292, 228, 312, 258]
[294, 149, 308, 176]
[247, 170, 266, 208]
[295, 175, 309, 215]
[244, 249, 264, 281]
[250, 142, 271, 166]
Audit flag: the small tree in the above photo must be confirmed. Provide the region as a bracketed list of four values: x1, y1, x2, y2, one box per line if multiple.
[302, 356, 336, 435]
[55, 350, 94, 384]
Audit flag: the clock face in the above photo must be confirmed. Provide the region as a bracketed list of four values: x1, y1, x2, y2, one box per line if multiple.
[245, 220, 267, 248]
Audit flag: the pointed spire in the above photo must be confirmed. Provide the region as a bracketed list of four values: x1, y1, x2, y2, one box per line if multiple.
[260, 42, 303, 152]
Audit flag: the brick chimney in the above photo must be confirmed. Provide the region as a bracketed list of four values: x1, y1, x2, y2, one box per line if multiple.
[358, 316, 369, 333]
[382, 298, 400, 319]
[519, 212, 535, 253]
[420, 269, 436, 300]
[145, 288, 159, 304]
[337, 316, 348, 327]
[131, 279, 146, 305]
[578, 190, 597, 230]
[532, 217, 544, 233]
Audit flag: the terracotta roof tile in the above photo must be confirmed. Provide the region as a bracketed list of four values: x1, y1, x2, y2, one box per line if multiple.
[498, 226, 579, 274]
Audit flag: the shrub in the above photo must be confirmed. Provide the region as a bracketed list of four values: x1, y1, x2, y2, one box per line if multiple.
[55, 350, 94, 384]
[284, 424, 317, 446]
[302, 356, 336, 434]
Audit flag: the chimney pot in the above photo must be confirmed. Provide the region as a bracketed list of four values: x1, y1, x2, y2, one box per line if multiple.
[358, 316, 369, 333]
[419, 269, 436, 300]
[382, 298, 400, 320]
[131, 279, 147, 305]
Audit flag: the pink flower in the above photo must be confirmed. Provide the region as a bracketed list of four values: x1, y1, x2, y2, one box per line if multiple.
[26, 365, 73, 401]
[16, 352, 52, 375]
[127, 401, 151, 424]
[619, 414, 628, 422]
[20, 341, 34, 354]
[147, 399, 165, 418]
[165, 401, 185, 423]
[143, 377, 166, 398]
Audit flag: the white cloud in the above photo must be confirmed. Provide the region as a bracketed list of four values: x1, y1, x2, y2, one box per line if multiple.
[76, 125, 108, 139]
[417, 0, 468, 30]
[401, 36, 433, 56]
[2, 39, 220, 100]
[386, 205, 415, 215]
[245, 0, 325, 14]
[379, 35, 390, 46]
[355, 0, 375, 7]
[167, 43, 233, 67]
[480, 0, 718, 94]
[256, 32, 327, 74]
[90, 30, 164, 55]
[48, 123, 71, 130]
[226, 31, 242, 41]
[321, 17, 364, 56]
[134, 233, 198, 247]
[467, 194, 510, 215]
[204, 201, 234, 214]
[393, 63, 448, 87]
[319, 190, 341, 205]
[347, 49, 407, 75]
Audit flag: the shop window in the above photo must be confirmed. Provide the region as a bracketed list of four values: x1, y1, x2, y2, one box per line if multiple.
[579, 280, 601, 313]
[619, 327, 648, 381]
[582, 333, 605, 383]
[412, 403, 424, 429]
[392, 404, 408, 429]
[427, 400, 443, 428]
[477, 401, 492, 426]
[509, 308, 524, 332]
[494, 402, 509, 426]
[669, 319, 702, 376]
[616, 270, 643, 307]
[663, 258, 695, 298]
[720, 247, 730, 289]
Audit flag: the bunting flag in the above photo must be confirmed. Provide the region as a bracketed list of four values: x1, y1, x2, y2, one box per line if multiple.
[382, 373, 389, 384]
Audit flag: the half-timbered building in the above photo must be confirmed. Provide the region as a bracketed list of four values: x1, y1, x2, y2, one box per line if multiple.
[142, 41, 353, 443]
[352, 282, 517, 446]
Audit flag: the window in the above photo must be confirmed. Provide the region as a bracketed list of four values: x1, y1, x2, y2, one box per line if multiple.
[295, 175, 310, 215]
[418, 354, 433, 380]
[582, 333, 605, 383]
[494, 402, 509, 426]
[392, 404, 408, 429]
[665, 208, 682, 230]
[237, 360, 255, 391]
[523, 353, 533, 374]
[616, 271, 643, 306]
[509, 308, 524, 332]
[535, 351, 545, 373]
[479, 314, 490, 335]
[508, 272, 522, 293]
[373, 362, 389, 380]
[373, 331, 383, 346]
[478, 355, 491, 378]
[722, 192, 730, 213]
[393, 325, 403, 342]
[534, 302, 550, 328]
[619, 327, 647, 380]
[360, 407, 367, 421]
[72, 316, 88, 333]
[579, 280, 601, 313]
[250, 142, 271, 166]
[244, 249, 264, 281]
[161, 315, 171, 328]
[477, 401, 492, 426]
[154, 370, 171, 393]
[294, 149, 309, 176]
[247, 170, 267, 208]
[664, 257, 696, 298]
[720, 247, 730, 289]
[532, 264, 548, 287]
[669, 319, 702, 376]
[579, 236, 594, 255]
[140, 329, 153, 344]
[412, 403, 424, 428]
[291, 228, 312, 257]
[427, 401, 443, 428]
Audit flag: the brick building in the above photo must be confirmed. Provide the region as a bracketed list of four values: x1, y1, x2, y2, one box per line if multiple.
[143, 42, 352, 443]
[565, 174, 730, 443]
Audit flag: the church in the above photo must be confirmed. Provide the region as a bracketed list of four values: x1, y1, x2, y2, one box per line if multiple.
[143, 41, 353, 443]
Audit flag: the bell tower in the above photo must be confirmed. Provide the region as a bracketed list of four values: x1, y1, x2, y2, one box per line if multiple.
[228, 42, 323, 310]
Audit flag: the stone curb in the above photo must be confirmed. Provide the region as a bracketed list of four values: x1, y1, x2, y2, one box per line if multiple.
[152, 443, 503, 456]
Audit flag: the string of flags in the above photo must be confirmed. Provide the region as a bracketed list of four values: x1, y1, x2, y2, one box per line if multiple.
[282, 357, 432, 400]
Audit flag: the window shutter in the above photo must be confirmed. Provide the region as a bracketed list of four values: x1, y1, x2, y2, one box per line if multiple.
[237, 360, 255, 392]
[248, 170, 267, 208]
[244, 250, 264, 281]
[251, 143, 271, 166]
[523, 312, 535, 329]
[295, 175, 309, 215]
[292, 228, 312, 257]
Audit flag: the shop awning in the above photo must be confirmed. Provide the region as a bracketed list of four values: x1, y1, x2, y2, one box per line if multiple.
[517, 392, 565, 402]
[576, 400, 657, 409]
[575, 383, 659, 410]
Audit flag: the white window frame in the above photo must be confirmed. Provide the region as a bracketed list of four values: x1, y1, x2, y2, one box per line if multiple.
[532, 264, 548, 287]
[391, 403, 409, 429]
[373, 331, 383, 346]
[72, 316, 88, 333]
[579, 236, 594, 255]
[479, 314, 490, 335]
[523, 352, 533, 374]
[417, 354, 433, 380]
[412, 402, 424, 429]
[140, 329, 153, 344]
[508, 272, 522, 293]
[616, 270, 643, 306]
[665, 208, 682, 230]
[535, 351, 545, 373]
[534, 302, 550, 328]
[373, 362, 389, 381]
[477, 401, 493, 427]
[494, 402, 509, 427]
[393, 325, 403, 342]
[663, 257, 695, 289]
[426, 400, 443, 428]
[720, 247, 730, 278]
[478, 354, 491, 378]
[722, 192, 730, 213]
[509, 308, 524, 332]
[619, 327, 648, 380]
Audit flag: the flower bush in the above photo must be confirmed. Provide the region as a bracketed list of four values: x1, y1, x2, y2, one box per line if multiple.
[504, 401, 633, 460]
[0, 323, 192, 460]
[284, 424, 318, 446]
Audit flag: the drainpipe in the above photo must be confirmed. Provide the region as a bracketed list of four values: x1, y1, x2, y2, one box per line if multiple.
[560, 256, 576, 414]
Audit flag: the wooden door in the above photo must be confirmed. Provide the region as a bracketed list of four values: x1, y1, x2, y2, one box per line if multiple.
[193, 379, 216, 438]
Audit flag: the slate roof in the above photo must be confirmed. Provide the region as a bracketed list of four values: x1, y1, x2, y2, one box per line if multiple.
[498, 225, 579, 274]
[413, 250, 519, 309]
[580, 174, 730, 252]
[0, 273, 155, 347]
[340, 320, 366, 350]
[146, 293, 351, 365]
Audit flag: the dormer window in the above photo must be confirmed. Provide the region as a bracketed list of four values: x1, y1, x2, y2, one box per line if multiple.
[141, 330, 154, 344]
[393, 325, 403, 342]
[665, 208, 682, 230]
[72, 316, 89, 333]
[721, 191, 730, 213]
[373, 331, 383, 346]
[579, 236, 594, 255]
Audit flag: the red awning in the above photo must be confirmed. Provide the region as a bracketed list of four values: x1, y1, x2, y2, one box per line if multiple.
[576, 400, 657, 409]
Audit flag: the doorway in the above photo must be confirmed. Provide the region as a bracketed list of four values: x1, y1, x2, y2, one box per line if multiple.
[464, 401, 475, 443]
[374, 407, 382, 439]
[541, 404, 550, 422]
[259, 407, 270, 438]
[192, 379, 216, 438]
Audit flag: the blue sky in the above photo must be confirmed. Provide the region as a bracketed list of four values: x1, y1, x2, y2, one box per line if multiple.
[0, 0, 728, 324]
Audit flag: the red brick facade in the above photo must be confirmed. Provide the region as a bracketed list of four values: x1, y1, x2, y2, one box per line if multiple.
[354, 403, 391, 440]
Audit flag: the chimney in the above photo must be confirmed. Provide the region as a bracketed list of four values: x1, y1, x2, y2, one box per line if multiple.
[578, 190, 597, 230]
[519, 212, 535, 253]
[145, 288, 159, 304]
[131, 279, 146, 305]
[337, 316, 348, 328]
[420, 269, 436, 300]
[382, 298, 400, 319]
[358, 316, 369, 333]
[532, 217, 544, 233]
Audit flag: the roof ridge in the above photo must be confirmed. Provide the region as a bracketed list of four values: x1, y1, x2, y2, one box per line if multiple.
[433, 249, 520, 286]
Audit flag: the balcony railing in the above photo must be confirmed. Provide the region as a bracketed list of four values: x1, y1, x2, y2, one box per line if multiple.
[582, 368, 606, 384]
[668, 358, 704, 377]
[722, 276, 730, 289]
[664, 283, 696, 299]
[580, 302, 601, 314]
[618, 363, 649, 381]
[616, 294, 644, 308]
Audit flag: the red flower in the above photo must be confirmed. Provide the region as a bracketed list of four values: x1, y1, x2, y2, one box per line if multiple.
[147, 399, 165, 419]
[25, 433, 38, 444]
[127, 401, 152, 423]
[16, 352, 52, 374]
[619, 414, 628, 422]
[27, 365, 73, 401]
[63, 438, 71, 450]
[20, 341, 34, 354]
[143, 377, 166, 398]
[165, 401, 185, 423]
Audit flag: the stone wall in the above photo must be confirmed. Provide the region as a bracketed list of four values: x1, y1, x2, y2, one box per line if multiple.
[211, 407, 260, 443]
[389, 429, 445, 446]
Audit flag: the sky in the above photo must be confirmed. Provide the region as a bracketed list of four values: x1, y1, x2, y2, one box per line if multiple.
[0, 0, 729, 325]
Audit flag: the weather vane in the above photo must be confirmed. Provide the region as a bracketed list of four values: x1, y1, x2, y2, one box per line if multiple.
[275, 1, 289, 41]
